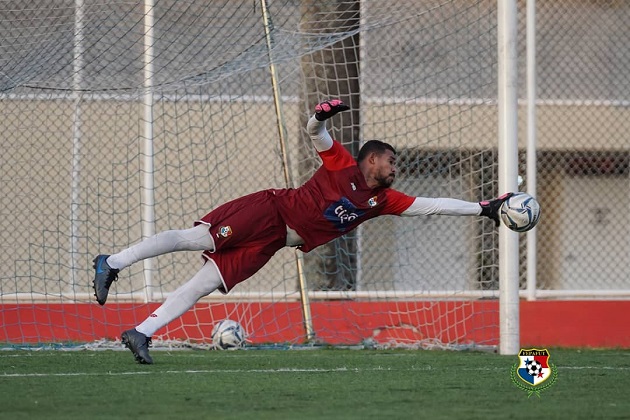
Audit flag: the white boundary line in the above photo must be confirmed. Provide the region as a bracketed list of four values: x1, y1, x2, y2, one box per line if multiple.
[2, 365, 628, 378]
[1, 367, 408, 377]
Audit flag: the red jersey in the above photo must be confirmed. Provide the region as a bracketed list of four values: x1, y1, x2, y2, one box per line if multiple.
[273, 140, 415, 252]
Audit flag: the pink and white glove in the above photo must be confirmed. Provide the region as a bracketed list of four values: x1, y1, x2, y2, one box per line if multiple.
[479, 192, 514, 227]
[314, 99, 350, 121]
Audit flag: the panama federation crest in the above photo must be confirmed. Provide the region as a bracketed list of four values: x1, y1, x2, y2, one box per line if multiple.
[511, 348, 558, 398]
[217, 225, 233, 238]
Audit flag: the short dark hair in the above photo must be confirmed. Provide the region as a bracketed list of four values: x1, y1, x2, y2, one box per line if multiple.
[357, 140, 396, 163]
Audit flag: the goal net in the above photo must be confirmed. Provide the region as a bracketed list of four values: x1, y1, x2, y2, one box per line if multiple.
[0, 0, 501, 350]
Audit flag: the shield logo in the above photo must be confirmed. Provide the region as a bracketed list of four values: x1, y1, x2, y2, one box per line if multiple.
[218, 226, 233, 238]
[516, 348, 551, 386]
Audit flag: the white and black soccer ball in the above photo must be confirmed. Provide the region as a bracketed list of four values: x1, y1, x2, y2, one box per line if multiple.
[500, 192, 541, 232]
[526, 359, 543, 377]
[211, 319, 246, 350]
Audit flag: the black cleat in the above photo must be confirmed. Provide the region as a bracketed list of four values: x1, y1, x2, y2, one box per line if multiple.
[121, 329, 153, 364]
[92, 255, 119, 305]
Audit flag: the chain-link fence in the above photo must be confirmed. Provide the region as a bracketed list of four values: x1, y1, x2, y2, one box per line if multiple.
[518, 0, 630, 292]
[0, 0, 628, 347]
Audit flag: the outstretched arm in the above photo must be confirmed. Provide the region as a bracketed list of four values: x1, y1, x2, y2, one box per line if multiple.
[306, 99, 350, 152]
[401, 197, 481, 217]
[400, 193, 513, 227]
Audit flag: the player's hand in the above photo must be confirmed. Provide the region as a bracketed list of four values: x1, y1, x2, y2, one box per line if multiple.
[314, 99, 350, 121]
[479, 192, 514, 227]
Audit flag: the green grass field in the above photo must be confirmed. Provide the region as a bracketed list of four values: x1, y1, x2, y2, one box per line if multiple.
[1, 348, 629, 419]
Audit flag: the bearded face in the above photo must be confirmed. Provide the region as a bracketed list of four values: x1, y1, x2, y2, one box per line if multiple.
[373, 150, 397, 188]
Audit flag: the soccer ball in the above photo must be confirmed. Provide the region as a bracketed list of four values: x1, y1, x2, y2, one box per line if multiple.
[526, 359, 543, 377]
[211, 319, 246, 350]
[500, 192, 541, 232]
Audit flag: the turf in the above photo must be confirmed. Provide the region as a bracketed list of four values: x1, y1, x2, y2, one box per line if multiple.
[1, 348, 629, 419]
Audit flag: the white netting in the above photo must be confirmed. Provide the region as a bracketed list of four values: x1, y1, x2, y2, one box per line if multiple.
[1, 0, 504, 349]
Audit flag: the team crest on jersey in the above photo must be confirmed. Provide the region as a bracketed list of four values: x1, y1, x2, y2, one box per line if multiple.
[511, 348, 558, 398]
[368, 196, 378, 207]
[217, 225, 233, 238]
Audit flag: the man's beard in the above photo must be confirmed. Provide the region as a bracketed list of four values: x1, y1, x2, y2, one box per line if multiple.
[376, 173, 395, 188]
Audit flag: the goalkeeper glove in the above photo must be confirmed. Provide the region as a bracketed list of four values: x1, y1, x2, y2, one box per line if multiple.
[314, 99, 350, 121]
[479, 192, 514, 227]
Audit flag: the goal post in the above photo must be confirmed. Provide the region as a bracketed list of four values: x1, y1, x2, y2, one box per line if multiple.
[497, 0, 521, 355]
[1, 0, 513, 350]
[142, 0, 157, 303]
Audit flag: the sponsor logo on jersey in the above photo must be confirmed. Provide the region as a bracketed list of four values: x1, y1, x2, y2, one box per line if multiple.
[217, 225, 233, 238]
[368, 196, 378, 207]
[324, 197, 365, 231]
[351, 182, 357, 191]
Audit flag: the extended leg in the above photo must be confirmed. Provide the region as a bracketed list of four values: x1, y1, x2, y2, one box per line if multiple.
[122, 261, 223, 364]
[92, 224, 214, 305]
[107, 224, 215, 270]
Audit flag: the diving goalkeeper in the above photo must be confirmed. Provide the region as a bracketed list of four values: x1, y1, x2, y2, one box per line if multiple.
[92, 99, 511, 364]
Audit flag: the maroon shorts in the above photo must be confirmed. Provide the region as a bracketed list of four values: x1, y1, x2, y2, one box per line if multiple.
[195, 190, 287, 293]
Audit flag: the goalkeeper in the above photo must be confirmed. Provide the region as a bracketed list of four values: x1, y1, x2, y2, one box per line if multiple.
[92, 99, 512, 364]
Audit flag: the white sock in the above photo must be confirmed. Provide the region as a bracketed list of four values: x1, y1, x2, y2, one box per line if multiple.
[135, 262, 223, 337]
[107, 224, 214, 270]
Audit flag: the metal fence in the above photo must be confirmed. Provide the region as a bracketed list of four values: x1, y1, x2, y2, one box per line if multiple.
[0, 0, 628, 347]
